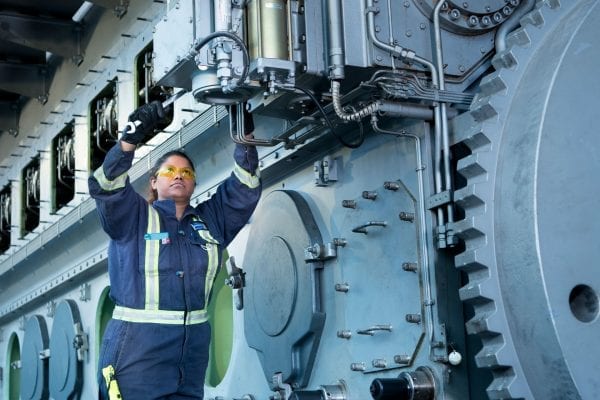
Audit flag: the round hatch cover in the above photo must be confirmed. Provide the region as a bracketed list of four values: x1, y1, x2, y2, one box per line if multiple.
[20, 315, 49, 400]
[49, 299, 83, 399]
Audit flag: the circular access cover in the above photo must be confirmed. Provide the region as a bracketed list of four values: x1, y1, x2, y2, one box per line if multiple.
[49, 299, 83, 400]
[20, 315, 49, 400]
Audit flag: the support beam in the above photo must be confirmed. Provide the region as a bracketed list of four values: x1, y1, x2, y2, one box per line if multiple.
[88, 0, 130, 18]
[0, 13, 83, 64]
[0, 62, 48, 103]
[0, 101, 20, 136]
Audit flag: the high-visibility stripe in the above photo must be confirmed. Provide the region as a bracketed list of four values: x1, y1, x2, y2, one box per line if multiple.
[145, 207, 160, 310]
[233, 162, 260, 189]
[112, 306, 208, 325]
[102, 365, 123, 400]
[195, 222, 220, 309]
[93, 166, 128, 191]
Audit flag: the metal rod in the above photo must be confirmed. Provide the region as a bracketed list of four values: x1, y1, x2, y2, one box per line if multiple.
[371, 116, 435, 361]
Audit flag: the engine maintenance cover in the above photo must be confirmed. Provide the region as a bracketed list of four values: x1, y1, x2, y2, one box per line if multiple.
[244, 190, 326, 388]
[20, 315, 49, 400]
[49, 299, 83, 400]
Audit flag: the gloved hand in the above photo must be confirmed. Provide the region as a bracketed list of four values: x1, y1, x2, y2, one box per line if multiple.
[121, 101, 165, 145]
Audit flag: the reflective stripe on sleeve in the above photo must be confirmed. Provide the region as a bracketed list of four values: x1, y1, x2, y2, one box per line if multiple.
[93, 166, 128, 191]
[145, 207, 160, 310]
[233, 162, 260, 189]
[196, 228, 220, 308]
[112, 306, 208, 325]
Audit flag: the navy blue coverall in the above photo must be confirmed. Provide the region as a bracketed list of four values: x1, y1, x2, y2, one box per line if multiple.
[89, 142, 261, 399]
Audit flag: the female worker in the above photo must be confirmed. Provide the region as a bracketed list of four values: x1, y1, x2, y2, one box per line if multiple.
[89, 101, 261, 399]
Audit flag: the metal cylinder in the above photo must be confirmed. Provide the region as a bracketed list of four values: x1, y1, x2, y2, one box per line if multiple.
[370, 368, 435, 400]
[247, 0, 289, 60]
[214, 0, 231, 31]
[326, 0, 345, 79]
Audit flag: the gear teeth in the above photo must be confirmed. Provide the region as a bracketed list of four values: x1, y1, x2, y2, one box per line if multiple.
[457, 155, 486, 181]
[465, 301, 496, 334]
[478, 72, 508, 97]
[454, 186, 485, 214]
[487, 372, 518, 400]
[450, 114, 491, 150]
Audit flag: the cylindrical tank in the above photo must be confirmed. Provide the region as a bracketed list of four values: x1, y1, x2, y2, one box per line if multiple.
[246, 0, 289, 60]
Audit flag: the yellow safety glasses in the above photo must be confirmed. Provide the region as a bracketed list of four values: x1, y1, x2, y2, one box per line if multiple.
[155, 165, 196, 180]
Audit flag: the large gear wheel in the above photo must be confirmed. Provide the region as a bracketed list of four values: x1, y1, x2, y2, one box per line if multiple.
[452, 1, 600, 399]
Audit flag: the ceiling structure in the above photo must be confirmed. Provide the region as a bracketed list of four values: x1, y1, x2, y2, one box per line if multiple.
[0, 0, 130, 136]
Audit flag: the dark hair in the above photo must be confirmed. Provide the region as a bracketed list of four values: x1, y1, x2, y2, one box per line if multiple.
[147, 149, 196, 203]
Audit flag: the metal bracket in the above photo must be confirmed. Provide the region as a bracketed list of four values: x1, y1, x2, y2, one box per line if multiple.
[314, 156, 339, 187]
[88, 0, 130, 18]
[271, 372, 293, 400]
[0, 13, 83, 64]
[38, 348, 51, 360]
[427, 190, 453, 210]
[0, 62, 49, 102]
[79, 283, 91, 302]
[225, 256, 245, 310]
[0, 101, 19, 136]
[304, 241, 339, 262]
[73, 322, 88, 362]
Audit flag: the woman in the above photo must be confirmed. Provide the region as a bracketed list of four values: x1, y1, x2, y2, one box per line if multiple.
[89, 101, 261, 399]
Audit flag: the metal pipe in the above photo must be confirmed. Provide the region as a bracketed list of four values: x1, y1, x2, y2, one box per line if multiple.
[365, 0, 446, 235]
[326, 0, 345, 79]
[433, 0, 454, 226]
[495, 0, 536, 53]
[370, 115, 435, 361]
[72, 1, 93, 22]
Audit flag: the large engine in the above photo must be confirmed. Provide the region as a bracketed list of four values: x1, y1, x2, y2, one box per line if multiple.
[0, 1, 598, 399]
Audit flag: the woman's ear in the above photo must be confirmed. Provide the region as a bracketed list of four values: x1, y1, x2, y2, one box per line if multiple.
[150, 177, 157, 190]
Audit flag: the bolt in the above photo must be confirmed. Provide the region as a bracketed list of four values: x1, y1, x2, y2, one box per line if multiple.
[372, 359, 387, 368]
[394, 354, 411, 365]
[402, 262, 418, 272]
[404, 1, 410, 7]
[419, 23, 426, 30]
[350, 363, 366, 372]
[375, 25, 381, 33]
[406, 313, 422, 323]
[337, 330, 352, 339]
[335, 283, 350, 293]
[384, 181, 400, 191]
[300, 34, 306, 43]
[481, 16, 491, 26]
[405, 29, 412, 37]
[342, 200, 357, 209]
[493, 12, 503, 22]
[399, 212, 415, 222]
[463, 2, 468, 8]
[468, 15, 479, 27]
[362, 191, 378, 200]
[503, 6, 512, 16]
[450, 9, 460, 20]
[510, 0, 520, 5]
[459, 65, 466, 72]
[333, 238, 347, 247]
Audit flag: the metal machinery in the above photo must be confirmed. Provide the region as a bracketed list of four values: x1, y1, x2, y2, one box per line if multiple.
[0, 0, 598, 399]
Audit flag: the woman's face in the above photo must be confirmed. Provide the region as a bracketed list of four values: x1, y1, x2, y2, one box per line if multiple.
[151, 155, 196, 203]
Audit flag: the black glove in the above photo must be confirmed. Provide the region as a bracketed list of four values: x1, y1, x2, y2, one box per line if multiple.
[121, 101, 166, 145]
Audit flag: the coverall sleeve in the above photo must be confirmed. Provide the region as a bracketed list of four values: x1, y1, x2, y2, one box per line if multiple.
[88, 143, 147, 241]
[199, 143, 262, 246]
